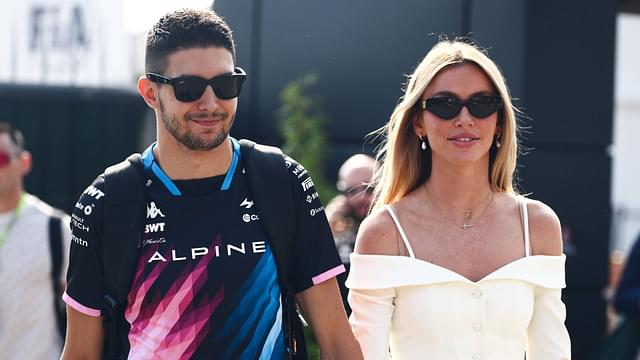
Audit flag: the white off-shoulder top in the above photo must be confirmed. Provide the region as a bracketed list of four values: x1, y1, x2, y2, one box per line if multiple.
[346, 199, 571, 360]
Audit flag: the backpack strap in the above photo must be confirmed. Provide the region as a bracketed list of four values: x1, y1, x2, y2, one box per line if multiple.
[101, 153, 146, 359]
[239, 139, 296, 281]
[239, 139, 305, 359]
[48, 210, 67, 344]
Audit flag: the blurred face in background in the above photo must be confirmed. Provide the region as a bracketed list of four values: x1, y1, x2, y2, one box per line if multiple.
[0, 134, 30, 197]
[341, 166, 374, 220]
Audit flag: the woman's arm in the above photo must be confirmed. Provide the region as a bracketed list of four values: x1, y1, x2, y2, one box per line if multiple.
[614, 234, 640, 317]
[348, 208, 399, 359]
[526, 199, 571, 359]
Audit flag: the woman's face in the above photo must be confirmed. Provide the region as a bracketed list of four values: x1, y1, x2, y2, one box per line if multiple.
[413, 63, 501, 167]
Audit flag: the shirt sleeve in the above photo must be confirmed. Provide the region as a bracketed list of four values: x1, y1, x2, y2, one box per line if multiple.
[614, 235, 640, 317]
[63, 175, 107, 317]
[284, 156, 345, 293]
[526, 286, 572, 360]
[348, 288, 394, 360]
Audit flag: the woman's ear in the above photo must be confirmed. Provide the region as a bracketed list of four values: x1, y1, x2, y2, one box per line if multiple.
[411, 110, 425, 138]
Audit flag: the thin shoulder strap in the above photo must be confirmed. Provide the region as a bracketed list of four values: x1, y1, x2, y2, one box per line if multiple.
[519, 197, 531, 257]
[385, 205, 416, 258]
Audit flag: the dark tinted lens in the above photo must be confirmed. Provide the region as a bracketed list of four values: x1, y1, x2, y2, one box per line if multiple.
[173, 77, 208, 102]
[211, 75, 243, 100]
[466, 96, 502, 118]
[0, 152, 11, 167]
[425, 97, 461, 120]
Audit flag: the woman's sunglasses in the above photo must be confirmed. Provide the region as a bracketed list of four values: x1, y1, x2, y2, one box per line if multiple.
[146, 67, 247, 102]
[418, 95, 503, 120]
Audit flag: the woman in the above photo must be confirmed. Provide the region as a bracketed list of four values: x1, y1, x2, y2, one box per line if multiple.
[346, 39, 571, 359]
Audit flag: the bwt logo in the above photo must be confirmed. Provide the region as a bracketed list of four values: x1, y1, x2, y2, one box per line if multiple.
[83, 186, 104, 200]
[146, 202, 165, 219]
[145, 222, 166, 234]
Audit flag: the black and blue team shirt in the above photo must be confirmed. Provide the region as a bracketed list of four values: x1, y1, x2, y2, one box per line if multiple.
[63, 138, 345, 359]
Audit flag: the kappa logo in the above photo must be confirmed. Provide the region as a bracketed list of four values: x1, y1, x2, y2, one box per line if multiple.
[146, 202, 166, 219]
[240, 198, 254, 209]
[301, 177, 314, 192]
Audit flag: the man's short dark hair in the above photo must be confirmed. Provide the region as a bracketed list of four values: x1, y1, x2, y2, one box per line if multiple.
[145, 8, 236, 74]
[0, 122, 26, 152]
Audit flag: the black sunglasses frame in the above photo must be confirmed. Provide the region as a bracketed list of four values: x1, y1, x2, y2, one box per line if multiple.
[418, 95, 503, 120]
[146, 67, 247, 102]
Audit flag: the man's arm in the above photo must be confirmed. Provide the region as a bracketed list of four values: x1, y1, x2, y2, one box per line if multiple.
[296, 278, 363, 360]
[60, 306, 104, 360]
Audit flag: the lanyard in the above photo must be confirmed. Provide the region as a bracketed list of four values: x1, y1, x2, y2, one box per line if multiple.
[0, 192, 26, 250]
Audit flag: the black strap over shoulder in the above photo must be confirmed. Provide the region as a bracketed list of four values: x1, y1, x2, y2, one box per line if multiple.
[48, 210, 66, 345]
[239, 139, 306, 359]
[239, 139, 296, 282]
[102, 153, 146, 360]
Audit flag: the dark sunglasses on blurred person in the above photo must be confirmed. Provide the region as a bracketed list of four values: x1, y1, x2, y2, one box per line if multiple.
[146, 67, 247, 102]
[0, 151, 14, 167]
[418, 94, 503, 120]
[340, 184, 373, 197]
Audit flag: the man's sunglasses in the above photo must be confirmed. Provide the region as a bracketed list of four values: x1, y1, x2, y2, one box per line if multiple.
[146, 67, 247, 102]
[418, 95, 503, 120]
[0, 151, 15, 167]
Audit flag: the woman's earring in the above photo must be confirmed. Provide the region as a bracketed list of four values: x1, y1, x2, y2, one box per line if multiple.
[495, 137, 501, 148]
[421, 136, 427, 150]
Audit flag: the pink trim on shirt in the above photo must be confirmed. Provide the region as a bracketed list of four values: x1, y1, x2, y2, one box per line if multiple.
[312, 264, 346, 285]
[63, 292, 101, 317]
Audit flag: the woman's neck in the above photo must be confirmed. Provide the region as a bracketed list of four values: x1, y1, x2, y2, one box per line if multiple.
[425, 158, 493, 209]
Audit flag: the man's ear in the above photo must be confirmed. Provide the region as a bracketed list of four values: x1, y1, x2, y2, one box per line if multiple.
[19, 151, 32, 177]
[138, 76, 161, 109]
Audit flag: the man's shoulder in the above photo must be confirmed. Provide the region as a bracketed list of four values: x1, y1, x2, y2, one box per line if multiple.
[23, 193, 69, 220]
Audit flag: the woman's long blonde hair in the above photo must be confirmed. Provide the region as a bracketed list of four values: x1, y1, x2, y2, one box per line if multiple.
[371, 40, 519, 211]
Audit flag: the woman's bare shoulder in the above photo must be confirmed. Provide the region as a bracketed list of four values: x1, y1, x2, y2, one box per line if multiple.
[354, 206, 400, 256]
[522, 196, 563, 256]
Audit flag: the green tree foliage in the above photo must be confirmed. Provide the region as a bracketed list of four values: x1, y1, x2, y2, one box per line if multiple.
[278, 73, 336, 204]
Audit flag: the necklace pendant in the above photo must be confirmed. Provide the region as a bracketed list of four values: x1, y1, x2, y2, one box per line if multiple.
[461, 223, 474, 230]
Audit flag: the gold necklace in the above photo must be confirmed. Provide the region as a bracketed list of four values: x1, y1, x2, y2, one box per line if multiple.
[425, 185, 494, 230]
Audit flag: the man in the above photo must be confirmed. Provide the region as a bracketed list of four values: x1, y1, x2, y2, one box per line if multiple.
[0, 122, 71, 359]
[325, 154, 375, 314]
[62, 9, 361, 359]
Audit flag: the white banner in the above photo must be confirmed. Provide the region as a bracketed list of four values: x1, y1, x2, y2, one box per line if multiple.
[0, 0, 130, 87]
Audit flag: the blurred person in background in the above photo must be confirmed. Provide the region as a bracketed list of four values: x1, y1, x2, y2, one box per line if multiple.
[326, 153, 375, 314]
[0, 122, 71, 359]
[614, 233, 640, 319]
[346, 39, 571, 359]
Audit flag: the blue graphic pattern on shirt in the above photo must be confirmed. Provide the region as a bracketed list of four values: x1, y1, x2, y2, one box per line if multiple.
[217, 247, 284, 359]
